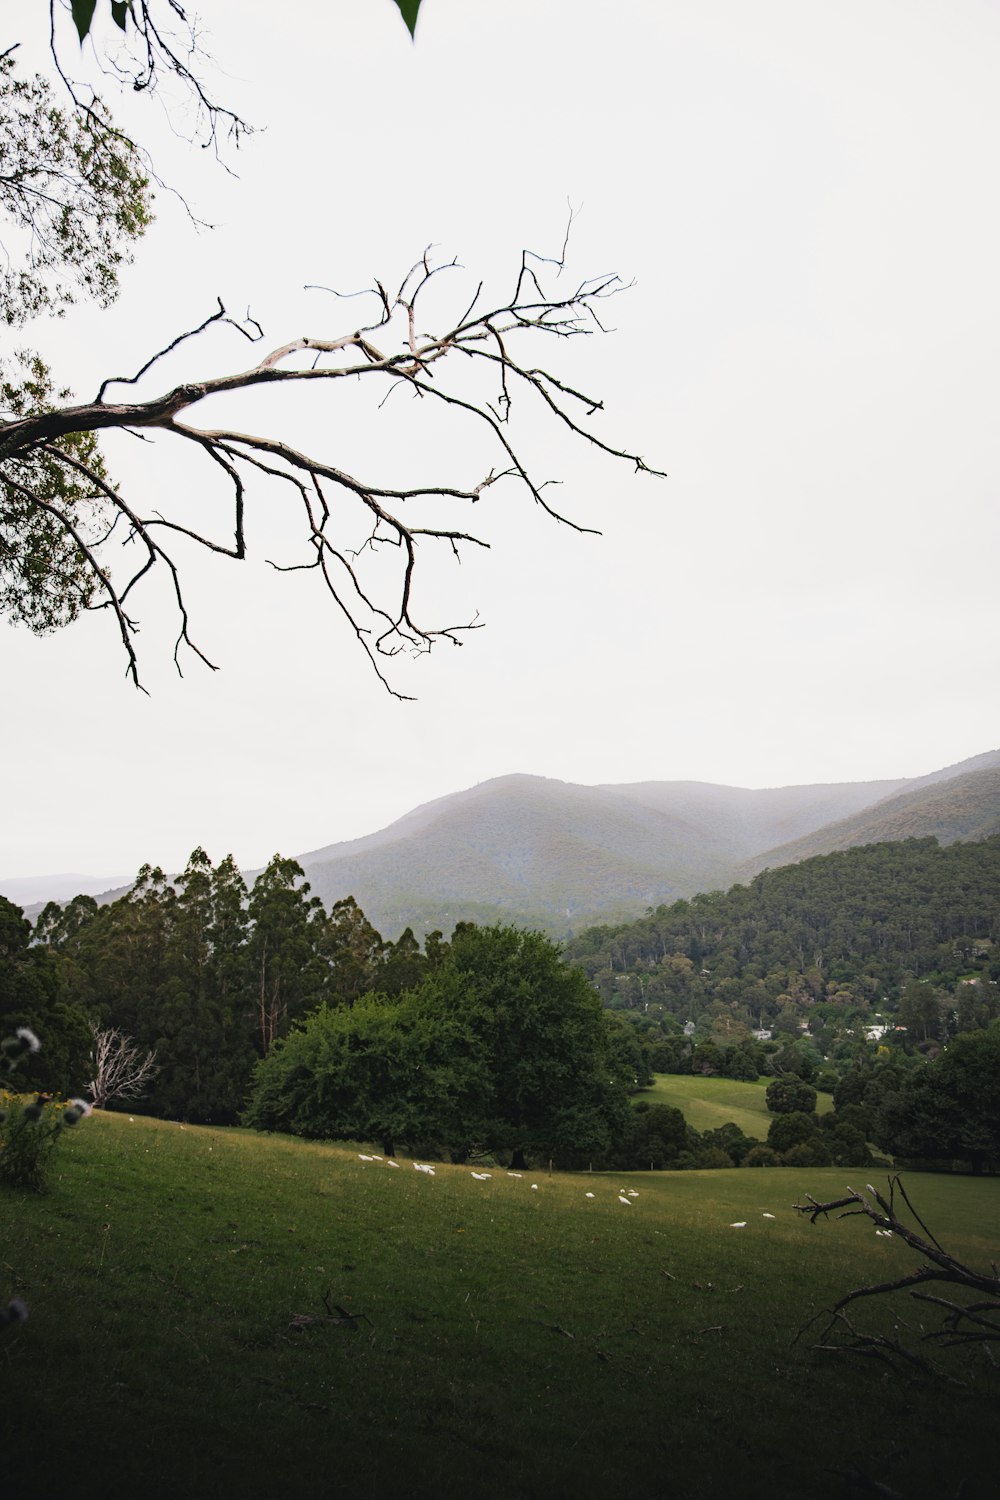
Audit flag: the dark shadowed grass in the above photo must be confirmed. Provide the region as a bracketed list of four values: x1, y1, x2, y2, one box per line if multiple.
[2, 1112, 997, 1499]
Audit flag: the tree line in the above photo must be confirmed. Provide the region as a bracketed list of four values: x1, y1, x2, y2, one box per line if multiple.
[1, 850, 415, 1120]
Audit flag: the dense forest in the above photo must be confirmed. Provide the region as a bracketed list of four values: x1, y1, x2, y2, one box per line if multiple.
[565, 836, 1000, 1027]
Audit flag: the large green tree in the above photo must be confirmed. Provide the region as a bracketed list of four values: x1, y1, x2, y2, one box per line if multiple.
[246, 923, 629, 1167]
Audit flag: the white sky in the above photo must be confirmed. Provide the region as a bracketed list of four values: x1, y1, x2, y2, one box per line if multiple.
[3, 0, 1000, 881]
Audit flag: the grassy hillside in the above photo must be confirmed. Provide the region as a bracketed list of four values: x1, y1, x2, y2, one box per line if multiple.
[4, 1112, 997, 1499]
[637, 1074, 833, 1137]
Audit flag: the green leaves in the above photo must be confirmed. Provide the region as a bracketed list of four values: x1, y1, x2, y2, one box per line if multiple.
[70, 2, 414, 48]
[71, 1, 98, 43]
[70, 1, 131, 42]
[392, 0, 422, 39]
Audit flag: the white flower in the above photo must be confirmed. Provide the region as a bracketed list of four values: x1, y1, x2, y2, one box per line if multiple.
[15, 1027, 41, 1053]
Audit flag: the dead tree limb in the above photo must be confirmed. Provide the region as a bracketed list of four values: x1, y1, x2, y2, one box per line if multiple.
[793, 1176, 1000, 1379]
[1, 246, 663, 695]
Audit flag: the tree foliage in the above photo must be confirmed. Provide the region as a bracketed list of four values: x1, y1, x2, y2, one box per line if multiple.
[873, 1026, 1000, 1174]
[0, 49, 151, 326]
[0, 893, 91, 1091]
[245, 922, 628, 1165]
[765, 1074, 817, 1115]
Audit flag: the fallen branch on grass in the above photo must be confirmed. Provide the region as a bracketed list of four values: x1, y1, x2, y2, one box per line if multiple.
[793, 1175, 1000, 1379]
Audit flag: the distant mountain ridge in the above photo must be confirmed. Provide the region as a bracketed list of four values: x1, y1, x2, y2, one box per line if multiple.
[7, 750, 1000, 938]
[740, 759, 1000, 877]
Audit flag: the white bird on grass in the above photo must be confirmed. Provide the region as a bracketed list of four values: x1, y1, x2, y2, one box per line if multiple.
[413, 1162, 436, 1175]
[386, 1159, 399, 1168]
[531, 1184, 539, 1191]
[729, 1221, 747, 1228]
[358, 1154, 374, 1161]
[585, 1192, 595, 1198]
[618, 1196, 632, 1206]
[471, 1172, 491, 1181]
[507, 1172, 523, 1179]
[762, 1212, 775, 1219]
[628, 1190, 638, 1197]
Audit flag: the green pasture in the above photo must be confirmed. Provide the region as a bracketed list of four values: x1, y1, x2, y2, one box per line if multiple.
[637, 1072, 833, 1137]
[2, 1111, 997, 1499]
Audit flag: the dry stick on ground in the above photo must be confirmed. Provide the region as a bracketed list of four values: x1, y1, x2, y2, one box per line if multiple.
[0, 247, 663, 694]
[792, 1176, 1000, 1380]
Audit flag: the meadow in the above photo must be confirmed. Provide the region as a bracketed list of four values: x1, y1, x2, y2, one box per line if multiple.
[2, 1111, 997, 1500]
[636, 1072, 833, 1137]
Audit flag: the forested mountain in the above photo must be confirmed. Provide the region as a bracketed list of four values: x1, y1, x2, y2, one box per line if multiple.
[564, 835, 1000, 1024]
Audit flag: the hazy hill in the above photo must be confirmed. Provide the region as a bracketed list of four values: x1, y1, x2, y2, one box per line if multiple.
[8, 750, 1000, 939]
[593, 776, 908, 859]
[291, 770, 915, 937]
[0, 872, 131, 908]
[741, 754, 1000, 877]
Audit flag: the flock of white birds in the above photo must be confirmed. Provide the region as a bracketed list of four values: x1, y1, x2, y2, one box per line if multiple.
[352, 1155, 901, 1241]
[353, 1154, 791, 1226]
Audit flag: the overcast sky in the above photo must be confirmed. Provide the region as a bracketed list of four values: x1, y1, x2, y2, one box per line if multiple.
[3, 0, 999, 883]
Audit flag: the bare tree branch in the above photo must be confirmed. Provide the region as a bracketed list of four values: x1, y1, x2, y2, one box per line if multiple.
[793, 1176, 1000, 1379]
[1, 247, 663, 693]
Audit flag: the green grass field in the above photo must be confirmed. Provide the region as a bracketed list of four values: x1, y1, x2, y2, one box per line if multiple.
[637, 1073, 833, 1138]
[3, 1111, 997, 1499]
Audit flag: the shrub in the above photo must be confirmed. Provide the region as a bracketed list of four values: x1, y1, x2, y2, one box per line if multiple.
[744, 1145, 781, 1167]
[1, 1028, 92, 1194]
[0, 1094, 65, 1191]
[781, 1138, 832, 1167]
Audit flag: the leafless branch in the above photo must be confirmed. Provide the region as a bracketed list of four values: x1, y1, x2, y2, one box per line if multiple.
[48, 0, 252, 160]
[1, 246, 662, 693]
[793, 1176, 1000, 1379]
